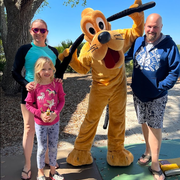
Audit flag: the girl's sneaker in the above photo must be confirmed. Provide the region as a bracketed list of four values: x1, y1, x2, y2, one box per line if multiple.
[49, 171, 64, 180]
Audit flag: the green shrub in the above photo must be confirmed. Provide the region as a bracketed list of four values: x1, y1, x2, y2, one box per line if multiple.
[0, 39, 6, 72]
[56, 41, 85, 73]
[125, 60, 133, 77]
[0, 58, 6, 72]
[177, 44, 180, 52]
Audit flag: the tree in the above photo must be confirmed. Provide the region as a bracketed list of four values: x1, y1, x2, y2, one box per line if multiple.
[0, 0, 86, 95]
[0, 0, 45, 95]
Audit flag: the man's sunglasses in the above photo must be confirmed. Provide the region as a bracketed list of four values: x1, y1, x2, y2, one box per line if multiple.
[31, 28, 48, 34]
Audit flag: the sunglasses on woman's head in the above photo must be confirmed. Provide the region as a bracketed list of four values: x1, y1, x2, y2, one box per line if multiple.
[31, 28, 47, 34]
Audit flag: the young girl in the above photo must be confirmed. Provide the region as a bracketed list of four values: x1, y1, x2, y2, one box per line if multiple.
[25, 57, 65, 180]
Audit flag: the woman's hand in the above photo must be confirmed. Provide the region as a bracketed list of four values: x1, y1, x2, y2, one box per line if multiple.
[26, 82, 35, 91]
[55, 78, 63, 84]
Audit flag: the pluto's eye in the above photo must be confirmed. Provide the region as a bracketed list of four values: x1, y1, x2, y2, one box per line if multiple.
[86, 23, 96, 35]
[89, 27, 95, 34]
[96, 17, 106, 30]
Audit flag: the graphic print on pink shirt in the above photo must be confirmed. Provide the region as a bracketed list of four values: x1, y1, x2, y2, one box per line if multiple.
[25, 80, 65, 125]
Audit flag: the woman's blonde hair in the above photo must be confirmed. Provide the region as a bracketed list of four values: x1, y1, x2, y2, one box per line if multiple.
[34, 56, 56, 84]
[30, 19, 48, 29]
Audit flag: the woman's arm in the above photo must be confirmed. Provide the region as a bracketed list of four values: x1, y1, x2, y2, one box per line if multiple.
[12, 45, 30, 87]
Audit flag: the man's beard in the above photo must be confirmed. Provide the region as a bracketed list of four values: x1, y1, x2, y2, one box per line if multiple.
[146, 33, 157, 42]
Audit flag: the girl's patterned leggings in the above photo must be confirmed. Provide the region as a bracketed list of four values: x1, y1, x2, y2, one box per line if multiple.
[35, 121, 59, 169]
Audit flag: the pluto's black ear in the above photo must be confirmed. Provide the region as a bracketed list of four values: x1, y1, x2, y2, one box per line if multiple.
[107, 1, 156, 22]
[69, 34, 84, 54]
[59, 33, 84, 79]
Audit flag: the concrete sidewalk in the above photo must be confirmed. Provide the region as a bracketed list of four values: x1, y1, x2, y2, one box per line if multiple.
[1, 148, 102, 180]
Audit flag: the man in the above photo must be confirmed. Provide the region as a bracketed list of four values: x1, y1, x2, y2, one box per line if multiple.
[125, 13, 180, 180]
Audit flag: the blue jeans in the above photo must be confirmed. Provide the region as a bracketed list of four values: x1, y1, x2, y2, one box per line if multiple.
[35, 122, 59, 169]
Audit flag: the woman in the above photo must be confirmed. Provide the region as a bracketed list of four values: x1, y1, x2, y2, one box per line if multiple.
[12, 19, 66, 180]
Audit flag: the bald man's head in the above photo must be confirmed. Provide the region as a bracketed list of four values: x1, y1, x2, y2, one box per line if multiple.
[145, 13, 163, 43]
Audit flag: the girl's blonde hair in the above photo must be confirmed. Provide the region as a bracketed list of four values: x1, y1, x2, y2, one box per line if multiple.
[34, 56, 56, 84]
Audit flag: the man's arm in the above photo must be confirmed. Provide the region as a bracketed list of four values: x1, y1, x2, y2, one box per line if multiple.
[158, 45, 180, 90]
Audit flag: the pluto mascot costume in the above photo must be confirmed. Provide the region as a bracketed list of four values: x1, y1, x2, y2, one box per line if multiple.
[59, 0, 144, 166]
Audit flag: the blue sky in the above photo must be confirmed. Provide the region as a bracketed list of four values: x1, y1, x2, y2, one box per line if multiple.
[33, 0, 180, 46]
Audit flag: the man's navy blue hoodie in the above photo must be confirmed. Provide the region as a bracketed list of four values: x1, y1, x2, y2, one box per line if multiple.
[125, 35, 180, 102]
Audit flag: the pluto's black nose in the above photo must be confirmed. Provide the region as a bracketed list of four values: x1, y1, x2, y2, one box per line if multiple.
[98, 31, 111, 44]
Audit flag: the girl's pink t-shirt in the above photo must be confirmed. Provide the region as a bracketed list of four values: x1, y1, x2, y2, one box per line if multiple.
[25, 80, 65, 125]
